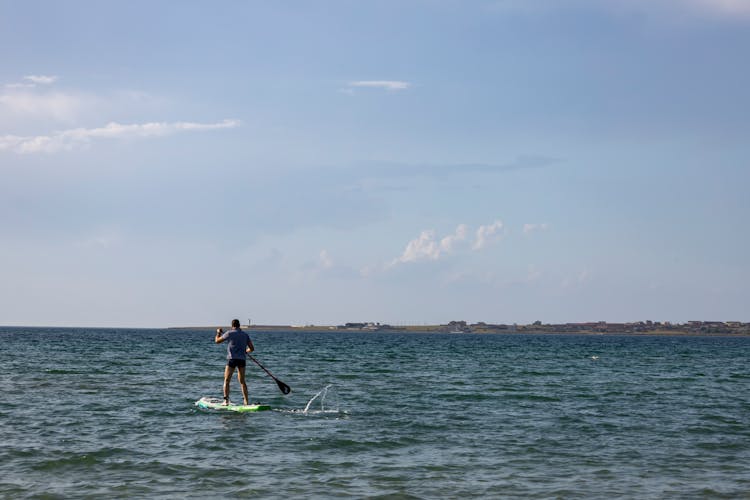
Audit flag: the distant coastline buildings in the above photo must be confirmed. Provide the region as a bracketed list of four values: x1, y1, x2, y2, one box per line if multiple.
[195, 320, 749, 335]
[324, 320, 750, 335]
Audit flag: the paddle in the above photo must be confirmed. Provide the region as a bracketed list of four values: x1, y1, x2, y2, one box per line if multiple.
[248, 355, 291, 394]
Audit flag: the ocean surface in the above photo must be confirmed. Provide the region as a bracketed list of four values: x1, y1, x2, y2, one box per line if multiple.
[1, 328, 749, 499]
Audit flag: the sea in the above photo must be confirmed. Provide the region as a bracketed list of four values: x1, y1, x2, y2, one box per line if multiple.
[1, 327, 749, 499]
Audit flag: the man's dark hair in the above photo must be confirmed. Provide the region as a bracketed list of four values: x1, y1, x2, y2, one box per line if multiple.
[231, 319, 240, 328]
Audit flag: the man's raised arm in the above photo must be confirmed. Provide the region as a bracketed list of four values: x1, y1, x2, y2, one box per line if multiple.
[215, 328, 225, 344]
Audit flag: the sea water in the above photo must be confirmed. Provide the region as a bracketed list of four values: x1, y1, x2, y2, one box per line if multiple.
[1, 327, 749, 498]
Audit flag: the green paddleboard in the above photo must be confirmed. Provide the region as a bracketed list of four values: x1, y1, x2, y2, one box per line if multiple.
[195, 397, 271, 413]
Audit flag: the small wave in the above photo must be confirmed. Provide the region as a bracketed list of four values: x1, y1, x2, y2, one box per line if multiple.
[695, 441, 745, 451]
[503, 394, 562, 402]
[440, 393, 497, 402]
[31, 448, 132, 471]
[44, 369, 83, 375]
[280, 408, 348, 417]
[698, 414, 743, 425]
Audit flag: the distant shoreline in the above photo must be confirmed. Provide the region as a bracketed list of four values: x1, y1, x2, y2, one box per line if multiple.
[172, 323, 750, 337]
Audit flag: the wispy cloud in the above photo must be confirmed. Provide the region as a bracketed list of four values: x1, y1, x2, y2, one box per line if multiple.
[1, 75, 96, 122]
[615, 0, 750, 19]
[24, 75, 58, 85]
[318, 249, 334, 270]
[523, 223, 549, 235]
[473, 221, 504, 250]
[656, 0, 750, 17]
[487, 0, 750, 20]
[3, 75, 59, 89]
[347, 80, 411, 91]
[0, 119, 241, 154]
[4, 82, 36, 89]
[353, 155, 560, 181]
[0, 90, 86, 122]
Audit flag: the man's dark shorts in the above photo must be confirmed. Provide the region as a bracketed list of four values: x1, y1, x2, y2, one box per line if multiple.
[227, 359, 246, 368]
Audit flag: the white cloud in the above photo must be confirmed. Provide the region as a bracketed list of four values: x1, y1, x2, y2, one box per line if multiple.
[0, 119, 241, 154]
[473, 220, 504, 250]
[669, 0, 750, 17]
[614, 0, 750, 19]
[24, 75, 58, 85]
[390, 224, 467, 266]
[348, 80, 411, 91]
[388, 221, 506, 268]
[440, 224, 468, 253]
[0, 90, 87, 122]
[393, 230, 441, 264]
[488, 0, 750, 19]
[4, 82, 36, 89]
[2, 75, 58, 90]
[523, 223, 549, 235]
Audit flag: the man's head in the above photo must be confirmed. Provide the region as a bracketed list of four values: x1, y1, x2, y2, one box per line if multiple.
[231, 319, 241, 328]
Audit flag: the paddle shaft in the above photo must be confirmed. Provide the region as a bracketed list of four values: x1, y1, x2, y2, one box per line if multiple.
[248, 355, 291, 394]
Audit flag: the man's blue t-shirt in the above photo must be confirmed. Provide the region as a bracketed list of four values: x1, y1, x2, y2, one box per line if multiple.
[220, 328, 251, 360]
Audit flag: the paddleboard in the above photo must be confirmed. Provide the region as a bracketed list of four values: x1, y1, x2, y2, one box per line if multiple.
[195, 397, 271, 413]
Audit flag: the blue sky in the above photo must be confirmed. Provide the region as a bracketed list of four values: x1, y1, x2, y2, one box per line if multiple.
[1, 0, 748, 327]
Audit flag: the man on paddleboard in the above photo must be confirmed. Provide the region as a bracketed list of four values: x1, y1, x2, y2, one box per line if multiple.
[215, 319, 255, 405]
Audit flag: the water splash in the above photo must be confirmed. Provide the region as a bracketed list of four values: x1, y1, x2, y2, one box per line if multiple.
[303, 384, 335, 414]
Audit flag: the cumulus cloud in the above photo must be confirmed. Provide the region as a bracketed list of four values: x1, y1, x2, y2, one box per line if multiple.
[393, 230, 442, 264]
[0, 119, 241, 154]
[440, 224, 468, 253]
[473, 221, 504, 250]
[389, 221, 508, 268]
[348, 80, 411, 91]
[390, 224, 468, 266]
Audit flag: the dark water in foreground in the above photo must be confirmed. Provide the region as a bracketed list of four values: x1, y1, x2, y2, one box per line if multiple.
[1, 328, 749, 498]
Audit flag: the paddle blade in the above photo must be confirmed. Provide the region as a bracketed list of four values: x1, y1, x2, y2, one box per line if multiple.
[248, 355, 291, 394]
[276, 379, 291, 395]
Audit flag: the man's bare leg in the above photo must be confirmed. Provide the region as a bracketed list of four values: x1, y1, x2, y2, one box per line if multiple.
[223, 365, 235, 405]
[237, 366, 249, 405]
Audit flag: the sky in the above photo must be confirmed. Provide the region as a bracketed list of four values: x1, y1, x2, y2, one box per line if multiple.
[1, 0, 749, 327]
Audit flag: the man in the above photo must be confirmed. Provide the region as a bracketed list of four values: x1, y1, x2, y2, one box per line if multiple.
[215, 319, 255, 405]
